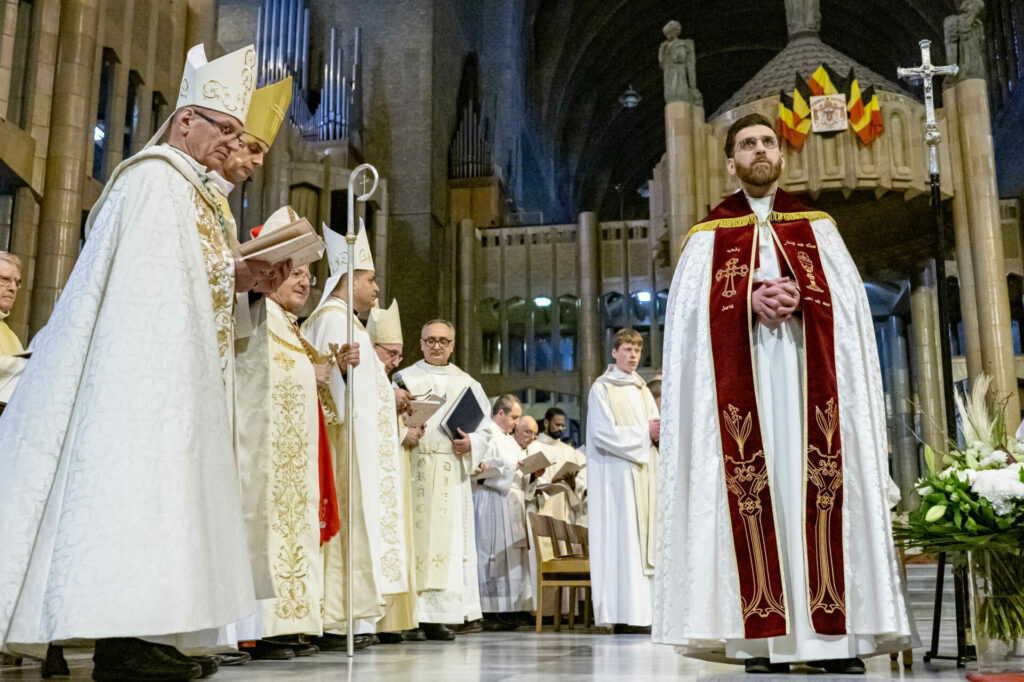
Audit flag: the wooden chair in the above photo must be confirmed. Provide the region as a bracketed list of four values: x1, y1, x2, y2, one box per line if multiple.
[530, 512, 592, 633]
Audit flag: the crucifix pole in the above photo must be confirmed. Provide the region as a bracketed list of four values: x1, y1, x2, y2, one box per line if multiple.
[897, 38, 973, 668]
[344, 162, 379, 657]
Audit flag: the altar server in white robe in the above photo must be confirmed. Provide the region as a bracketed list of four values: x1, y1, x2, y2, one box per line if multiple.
[301, 224, 383, 650]
[586, 328, 660, 633]
[394, 319, 491, 640]
[653, 113, 911, 674]
[472, 396, 534, 628]
[234, 235, 326, 655]
[535, 407, 587, 525]
[366, 299, 419, 641]
[0, 43, 295, 681]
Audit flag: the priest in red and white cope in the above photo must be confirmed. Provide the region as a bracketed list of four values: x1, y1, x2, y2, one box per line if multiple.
[653, 112, 911, 674]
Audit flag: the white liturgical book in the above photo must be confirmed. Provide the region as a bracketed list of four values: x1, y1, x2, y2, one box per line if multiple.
[549, 459, 583, 483]
[238, 216, 325, 267]
[519, 451, 552, 476]
[404, 395, 446, 429]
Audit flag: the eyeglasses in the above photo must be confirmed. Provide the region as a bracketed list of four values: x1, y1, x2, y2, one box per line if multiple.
[289, 269, 316, 286]
[375, 344, 403, 362]
[0, 275, 21, 290]
[192, 109, 243, 149]
[735, 135, 779, 153]
[421, 337, 453, 348]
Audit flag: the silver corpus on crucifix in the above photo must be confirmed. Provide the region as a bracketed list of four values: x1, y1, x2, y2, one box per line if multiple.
[897, 39, 959, 175]
[344, 162, 379, 658]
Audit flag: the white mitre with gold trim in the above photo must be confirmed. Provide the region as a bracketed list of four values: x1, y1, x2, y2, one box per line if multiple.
[146, 43, 257, 148]
[368, 299, 402, 345]
[318, 219, 374, 308]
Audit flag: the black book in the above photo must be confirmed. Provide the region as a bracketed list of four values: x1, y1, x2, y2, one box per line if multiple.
[440, 386, 485, 440]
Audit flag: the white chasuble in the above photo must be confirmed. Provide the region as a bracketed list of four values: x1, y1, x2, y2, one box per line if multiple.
[396, 360, 490, 624]
[653, 190, 912, 662]
[235, 299, 323, 637]
[586, 367, 659, 627]
[473, 421, 533, 613]
[301, 298, 383, 628]
[0, 147, 256, 645]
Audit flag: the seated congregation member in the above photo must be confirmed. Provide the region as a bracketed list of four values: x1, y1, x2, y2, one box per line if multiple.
[586, 328, 660, 634]
[472, 396, 533, 631]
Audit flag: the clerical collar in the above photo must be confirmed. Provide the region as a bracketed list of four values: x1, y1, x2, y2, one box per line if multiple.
[422, 361, 451, 373]
[743, 191, 776, 223]
[604, 364, 645, 387]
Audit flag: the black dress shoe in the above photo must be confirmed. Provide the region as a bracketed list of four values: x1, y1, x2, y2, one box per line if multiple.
[263, 636, 319, 657]
[240, 640, 295, 660]
[744, 657, 790, 674]
[309, 634, 372, 652]
[93, 638, 203, 681]
[451, 619, 482, 634]
[186, 656, 218, 678]
[807, 657, 866, 674]
[612, 624, 652, 635]
[481, 616, 519, 631]
[401, 629, 427, 641]
[376, 632, 404, 644]
[421, 622, 456, 640]
[41, 644, 70, 678]
[212, 651, 250, 667]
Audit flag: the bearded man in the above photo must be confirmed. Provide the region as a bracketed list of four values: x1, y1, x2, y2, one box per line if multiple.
[653, 112, 911, 674]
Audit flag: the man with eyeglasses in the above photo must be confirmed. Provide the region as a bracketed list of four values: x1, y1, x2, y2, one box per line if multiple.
[393, 319, 490, 641]
[0, 43, 294, 681]
[0, 251, 25, 416]
[654, 113, 911, 673]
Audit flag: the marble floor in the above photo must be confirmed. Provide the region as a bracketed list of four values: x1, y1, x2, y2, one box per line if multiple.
[0, 629, 979, 681]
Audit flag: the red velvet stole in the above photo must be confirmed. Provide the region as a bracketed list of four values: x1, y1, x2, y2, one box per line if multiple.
[703, 189, 847, 638]
[317, 400, 341, 545]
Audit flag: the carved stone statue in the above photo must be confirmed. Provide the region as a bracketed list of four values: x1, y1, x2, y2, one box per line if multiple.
[784, 0, 821, 40]
[944, 0, 986, 81]
[659, 20, 702, 107]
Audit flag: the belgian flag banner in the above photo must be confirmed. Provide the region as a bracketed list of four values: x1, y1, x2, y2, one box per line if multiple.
[778, 64, 883, 149]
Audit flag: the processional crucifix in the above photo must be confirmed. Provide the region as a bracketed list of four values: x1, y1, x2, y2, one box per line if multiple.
[897, 40, 973, 668]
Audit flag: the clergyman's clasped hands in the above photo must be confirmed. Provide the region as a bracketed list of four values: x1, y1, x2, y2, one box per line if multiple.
[751, 276, 800, 326]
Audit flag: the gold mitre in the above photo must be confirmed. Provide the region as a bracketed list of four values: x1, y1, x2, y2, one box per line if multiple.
[368, 299, 403, 345]
[177, 43, 257, 123]
[245, 76, 292, 147]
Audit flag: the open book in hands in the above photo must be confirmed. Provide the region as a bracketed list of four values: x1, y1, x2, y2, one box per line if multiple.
[238, 207, 325, 267]
[518, 451, 552, 476]
[548, 459, 583, 484]
[472, 463, 502, 480]
[404, 395, 446, 429]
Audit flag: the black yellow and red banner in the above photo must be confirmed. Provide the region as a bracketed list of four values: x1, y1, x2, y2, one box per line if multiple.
[778, 65, 884, 149]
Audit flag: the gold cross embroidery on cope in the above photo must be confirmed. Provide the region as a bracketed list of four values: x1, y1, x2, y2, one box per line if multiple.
[715, 257, 749, 298]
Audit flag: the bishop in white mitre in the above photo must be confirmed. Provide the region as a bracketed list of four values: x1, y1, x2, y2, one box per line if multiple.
[394, 319, 490, 640]
[366, 300, 419, 640]
[585, 328, 660, 632]
[301, 223, 388, 649]
[233, 211, 327, 651]
[473, 396, 534, 627]
[0, 44, 292, 680]
[654, 113, 911, 674]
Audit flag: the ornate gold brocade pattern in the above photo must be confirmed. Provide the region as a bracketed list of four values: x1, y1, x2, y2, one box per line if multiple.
[375, 364, 403, 584]
[191, 191, 234, 373]
[722, 405, 787, 621]
[270, 367, 314, 621]
[807, 398, 846, 617]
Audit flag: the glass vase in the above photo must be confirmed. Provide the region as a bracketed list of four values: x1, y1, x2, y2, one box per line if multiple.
[967, 549, 1024, 674]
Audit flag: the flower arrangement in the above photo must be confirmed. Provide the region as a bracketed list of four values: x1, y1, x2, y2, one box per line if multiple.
[895, 375, 1024, 666]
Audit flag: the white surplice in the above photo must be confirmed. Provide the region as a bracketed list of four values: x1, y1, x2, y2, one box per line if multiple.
[0, 147, 256, 646]
[396, 360, 490, 624]
[473, 421, 533, 613]
[585, 367, 659, 627]
[653, 191, 912, 662]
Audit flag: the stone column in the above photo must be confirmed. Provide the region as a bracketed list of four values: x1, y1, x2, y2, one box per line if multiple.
[29, 0, 99, 336]
[942, 85, 983, 380]
[0, 0, 19, 117]
[910, 261, 948, 453]
[664, 100, 699, 268]
[881, 316, 919, 511]
[184, 0, 216, 56]
[457, 218, 477, 376]
[103, 0, 135, 176]
[954, 78, 1020, 422]
[578, 211, 602, 422]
